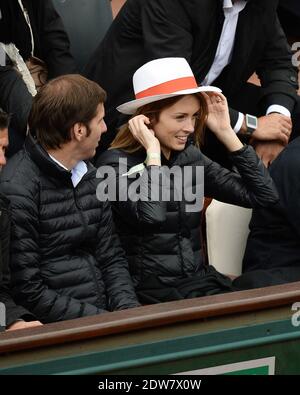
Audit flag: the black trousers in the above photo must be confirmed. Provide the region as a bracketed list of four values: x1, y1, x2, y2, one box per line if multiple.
[0, 67, 32, 157]
[202, 83, 300, 168]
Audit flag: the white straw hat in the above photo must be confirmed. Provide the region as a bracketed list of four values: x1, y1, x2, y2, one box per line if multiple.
[117, 57, 222, 114]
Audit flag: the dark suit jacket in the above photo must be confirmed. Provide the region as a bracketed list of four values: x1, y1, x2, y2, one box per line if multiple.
[0, 0, 77, 78]
[85, 0, 299, 152]
[278, 0, 300, 37]
[279, 0, 300, 17]
[24, 0, 77, 78]
[235, 137, 300, 290]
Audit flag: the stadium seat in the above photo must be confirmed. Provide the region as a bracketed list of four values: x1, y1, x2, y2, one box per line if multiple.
[53, 0, 113, 71]
[205, 199, 252, 276]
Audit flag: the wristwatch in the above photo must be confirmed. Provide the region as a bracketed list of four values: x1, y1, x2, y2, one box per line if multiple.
[244, 114, 258, 137]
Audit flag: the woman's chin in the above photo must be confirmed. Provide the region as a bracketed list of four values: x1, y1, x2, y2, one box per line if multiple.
[173, 143, 186, 151]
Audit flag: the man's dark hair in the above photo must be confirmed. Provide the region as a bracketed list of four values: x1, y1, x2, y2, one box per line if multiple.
[28, 74, 107, 149]
[0, 109, 10, 130]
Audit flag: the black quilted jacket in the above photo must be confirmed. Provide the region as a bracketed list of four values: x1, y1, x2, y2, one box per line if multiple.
[98, 143, 279, 288]
[0, 194, 35, 327]
[0, 135, 139, 323]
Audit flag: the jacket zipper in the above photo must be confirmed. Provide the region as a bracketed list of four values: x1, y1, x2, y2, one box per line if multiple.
[72, 188, 103, 302]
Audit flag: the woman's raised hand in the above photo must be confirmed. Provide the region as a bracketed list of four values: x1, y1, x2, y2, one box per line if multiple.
[128, 115, 160, 152]
[203, 92, 232, 136]
[203, 92, 243, 152]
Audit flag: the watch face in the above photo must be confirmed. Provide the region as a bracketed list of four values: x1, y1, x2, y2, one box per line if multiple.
[246, 115, 258, 129]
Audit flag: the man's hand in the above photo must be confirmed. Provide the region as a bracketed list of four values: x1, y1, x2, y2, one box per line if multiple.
[252, 113, 292, 145]
[6, 320, 43, 331]
[253, 140, 285, 167]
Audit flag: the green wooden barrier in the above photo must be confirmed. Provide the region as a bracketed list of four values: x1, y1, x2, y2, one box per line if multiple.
[1, 282, 300, 375]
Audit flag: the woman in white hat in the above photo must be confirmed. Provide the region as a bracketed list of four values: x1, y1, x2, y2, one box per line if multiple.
[98, 57, 279, 304]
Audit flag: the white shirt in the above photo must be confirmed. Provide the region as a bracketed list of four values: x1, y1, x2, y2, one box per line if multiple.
[202, 0, 247, 87]
[202, 0, 291, 132]
[49, 154, 88, 188]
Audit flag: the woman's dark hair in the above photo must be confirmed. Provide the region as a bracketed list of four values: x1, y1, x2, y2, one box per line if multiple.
[28, 74, 106, 149]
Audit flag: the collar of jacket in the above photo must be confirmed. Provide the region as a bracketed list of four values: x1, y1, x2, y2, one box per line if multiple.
[24, 134, 94, 185]
[161, 140, 201, 167]
[219, 0, 265, 11]
[104, 142, 202, 169]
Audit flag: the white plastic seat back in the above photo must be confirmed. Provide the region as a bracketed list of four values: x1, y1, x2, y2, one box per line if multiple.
[205, 199, 252, 276]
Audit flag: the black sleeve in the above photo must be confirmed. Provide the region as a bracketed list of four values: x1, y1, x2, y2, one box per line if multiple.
[270, 146, 300, 239]
[38, 0, 77, 77]
[0, 66, 32, 134]
[0, 200, 35, 327]
[203, 145, 279, 208]
[229, 107, 240, 130]
[0, 288, 34, 328]
[256, 14, 298, 113]
[95, 200, 140, 311]
[141, 0, 193, 61]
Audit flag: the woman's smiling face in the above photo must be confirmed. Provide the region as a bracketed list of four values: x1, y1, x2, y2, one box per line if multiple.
[152, 95, 201, 159]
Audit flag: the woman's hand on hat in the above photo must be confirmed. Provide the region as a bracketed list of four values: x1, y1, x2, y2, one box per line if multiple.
[203, 92, 233, 136]
[129, 115, 161, 152]
[203, 93, 243, 152]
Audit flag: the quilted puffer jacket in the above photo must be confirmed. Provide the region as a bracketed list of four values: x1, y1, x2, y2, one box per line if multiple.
[0, 194, 35, 327]
[98, 143, 279, 288]
[0, 135, 139, 323]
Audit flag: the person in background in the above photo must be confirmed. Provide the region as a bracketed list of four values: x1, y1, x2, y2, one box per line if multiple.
[0, 109, 42, 331]
[86, 0, 298, 168]
[0, 75, 140, 323]
[0, 0, 77, 157]
[234, 136, 300, 290]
